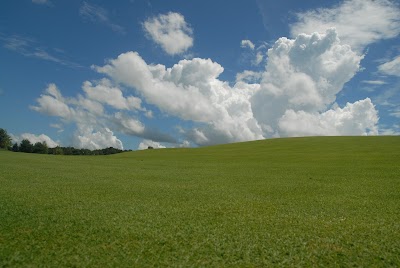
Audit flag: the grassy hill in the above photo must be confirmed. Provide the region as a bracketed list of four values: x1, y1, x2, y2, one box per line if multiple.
[0, 136, 399, 266]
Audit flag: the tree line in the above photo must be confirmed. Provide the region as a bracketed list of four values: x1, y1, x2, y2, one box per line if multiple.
[0, 128, 127, 155]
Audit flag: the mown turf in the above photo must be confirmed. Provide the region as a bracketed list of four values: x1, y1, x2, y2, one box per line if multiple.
[0, 136, 399, 267]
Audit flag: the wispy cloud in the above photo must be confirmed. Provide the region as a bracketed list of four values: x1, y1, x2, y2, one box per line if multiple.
[379, 124, 400, 135]
[361, 80, 387, 85]
[79, 2, 126, 35]
[290, 0, 400, 52]
[50, 123, 64, 133]
[241, 40, 255, 50]
[1, 34, 81, 68]
[378, 55, 400, 77]
[373, 87, 399, 107]
[389, 107, 400, 118]
[32, 0, 52, 6]
[240, 40, 268, 66]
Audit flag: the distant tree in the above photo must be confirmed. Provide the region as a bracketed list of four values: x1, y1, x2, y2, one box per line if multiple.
[33, 142, 48, 154]
[53, 146, 64, 155]
[102, 147, 121, 155]
[148, 146, 154, 149]
[12, 143, 19, 152]
[0, 128, 12, 149]
[63, 147, 73, 155]
[19, 139, 33, 153]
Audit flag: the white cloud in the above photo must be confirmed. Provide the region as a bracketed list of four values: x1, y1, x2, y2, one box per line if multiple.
[236, 70, 262, 83]
[31, 82, 176, 149]
[138, 139, 166, 150]
[94, 52, 264, 146]
[0, 35, 80, 68]
[112, 112, 145, 135]
[240, 40, 266, 66]
[278, 98, 378, 136]
[143, 12, 193, 55]
[290, 0, 400, 51]
[241, 40, 255, 50]
[82, 79, 143, 111]
[31, 84, 74, 118]
[94, 53, 221, 122]
[379, 124, 400, 135]
[94, 28, 378, 145]
[254, 51, 264, 65]
[178, 140, 191, 148]
[373, 87, 399, 106]
[79, 2, 125, 34]
[361, 80, 387, 85]
[13, 133, 59, 148]
[251, 28, 363, 135]
[32, 0, 51, 5]
[390, 107, 400, 118]
[31, 18, 382, 148]
[50, 123, 64, 133]
[378, 55, 400, 76]
[73, 127, 123, 150]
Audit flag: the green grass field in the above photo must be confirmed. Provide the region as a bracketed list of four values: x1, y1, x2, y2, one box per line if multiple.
[0, 136, 399, 267]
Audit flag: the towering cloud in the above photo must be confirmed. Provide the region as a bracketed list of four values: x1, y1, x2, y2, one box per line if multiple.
[94, 28, 377, 145]
[251, 28, 364, 136]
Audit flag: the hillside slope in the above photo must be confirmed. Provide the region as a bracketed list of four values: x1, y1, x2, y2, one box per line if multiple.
[0, 136, 399, 266]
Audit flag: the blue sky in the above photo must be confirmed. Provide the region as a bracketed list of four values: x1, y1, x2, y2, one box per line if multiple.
[1, 0, 399, 150]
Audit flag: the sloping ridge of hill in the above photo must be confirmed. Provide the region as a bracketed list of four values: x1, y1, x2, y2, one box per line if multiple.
[116, 136, 399, 163]
[0, 136, 399, 267]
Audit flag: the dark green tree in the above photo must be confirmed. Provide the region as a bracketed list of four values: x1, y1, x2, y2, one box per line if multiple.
[33, 142, 48, 154]
[19, 139, 33, 153]
[0, 128, 12, 149]
[12, 143, 19, 152]
[53, 146, 64, 155]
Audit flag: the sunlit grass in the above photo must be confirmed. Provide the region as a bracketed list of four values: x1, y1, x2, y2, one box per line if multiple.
[0, 136, 399, 266]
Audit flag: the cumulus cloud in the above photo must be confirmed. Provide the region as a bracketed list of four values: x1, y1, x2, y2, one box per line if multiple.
[143, 12, 193, 55]
[251, 28, 363, 136]
[32, 22, 383, 147]
[73, 127, 123, 150]
[138, 139, 166, 150]
[278, 98, 378, 136]
[94, 52, 264, 146]
[31, 84, 74, 118]
[290, 0, 400, 51]
[236, 70, 262, 83]
[112, 112, 145, 135]
[94, 28, 378, 145]
[82, 79, 143, 111]
[378, 55, 400, 77]
[94, 53, 221, 122]
[12, 133, 59, 148]
[241, 40, 255, 50]
[31, 82, 174, 149]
